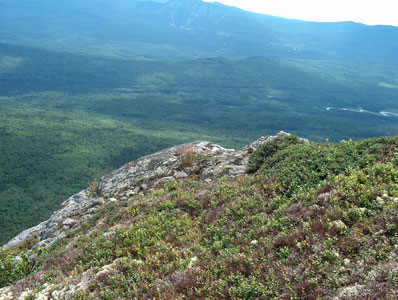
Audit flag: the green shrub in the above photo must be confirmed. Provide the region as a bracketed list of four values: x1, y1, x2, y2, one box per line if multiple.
[247, 134, 302, 173]
[0, 247, 46, 288]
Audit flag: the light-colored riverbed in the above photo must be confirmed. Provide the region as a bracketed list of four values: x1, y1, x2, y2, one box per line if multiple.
[326, 107, 398, 117]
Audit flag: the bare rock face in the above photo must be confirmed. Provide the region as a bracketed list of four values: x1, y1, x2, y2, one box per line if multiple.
[3, 132, 290, 251]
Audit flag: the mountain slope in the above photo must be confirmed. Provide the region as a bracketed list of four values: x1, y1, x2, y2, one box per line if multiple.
[1, 0, 397, 60]
[1, 133, 398, 299]
[0, 0, 282, 59]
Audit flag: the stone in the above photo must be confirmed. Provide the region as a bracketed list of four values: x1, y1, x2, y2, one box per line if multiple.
[127, 187, 140, 196]
[155, 166, 168, 176]
[96, 263, 115, 277]
[188, 256, 198, 268]
[376, 196, 385, 206]
[318, 189, 338, 203]
[62, 218, 76, 228]
[331, 220, 347, 232]
[154, 176, 176, 187]
[133, 259, 144, 264]
[0, 287, 13, 300]
[227, 165, 246, 176]
[337, 284, 368, 299]
[174, 171, 188, 179]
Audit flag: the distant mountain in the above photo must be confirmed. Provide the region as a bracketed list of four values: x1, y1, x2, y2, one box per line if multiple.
[253, 13, 398, 61]
[0, 0, 285, 58]
[1, 0, 397, 61]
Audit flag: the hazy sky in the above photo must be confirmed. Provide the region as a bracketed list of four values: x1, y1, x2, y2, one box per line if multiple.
[202, 0, 398, 26]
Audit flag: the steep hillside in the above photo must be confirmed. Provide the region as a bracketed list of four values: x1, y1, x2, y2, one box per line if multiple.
[1, 132, 398, 299]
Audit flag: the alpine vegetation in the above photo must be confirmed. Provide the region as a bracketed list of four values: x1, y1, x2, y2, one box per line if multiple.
[1, 133, 397, 299]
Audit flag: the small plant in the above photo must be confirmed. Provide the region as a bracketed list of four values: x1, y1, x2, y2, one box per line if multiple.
[276, 246, 290, 261]
[88, 178, 100, 196]
[179, 147, 199, 168]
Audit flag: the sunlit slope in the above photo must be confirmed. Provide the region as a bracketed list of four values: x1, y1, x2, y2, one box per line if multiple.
[1, 135, 398, 299]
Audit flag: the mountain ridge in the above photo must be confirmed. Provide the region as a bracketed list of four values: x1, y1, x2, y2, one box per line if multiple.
[1, 132, 398, 299]
[1, 0, 398, 60]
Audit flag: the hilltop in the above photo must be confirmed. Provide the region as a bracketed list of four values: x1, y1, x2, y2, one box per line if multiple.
[1, 132, 398, 299]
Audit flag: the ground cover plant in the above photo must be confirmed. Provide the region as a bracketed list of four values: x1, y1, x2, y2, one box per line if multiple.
[1, 135, 397, 299]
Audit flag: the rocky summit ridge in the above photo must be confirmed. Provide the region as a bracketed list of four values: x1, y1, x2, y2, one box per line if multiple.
[4, 131, 292, 251]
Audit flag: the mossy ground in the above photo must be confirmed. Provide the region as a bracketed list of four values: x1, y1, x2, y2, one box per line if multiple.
[2, 135, 398, 299]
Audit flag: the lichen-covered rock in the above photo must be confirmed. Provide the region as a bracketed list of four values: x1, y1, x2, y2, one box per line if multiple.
[3, 221, 46, 249]
[334, 284, 369, 300]
[0, 287, 12, 300]
[154, 176, 176, 188]
[331, 220, 347, 232]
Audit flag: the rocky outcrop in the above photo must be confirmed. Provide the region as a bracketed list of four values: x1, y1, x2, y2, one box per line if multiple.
[4, 132, 292, 251]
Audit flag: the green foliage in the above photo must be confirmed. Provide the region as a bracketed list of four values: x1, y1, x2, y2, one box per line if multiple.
[0, 247, 46, 288]
[247, 134, 303, 172]
[250, 135, 398, 198]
